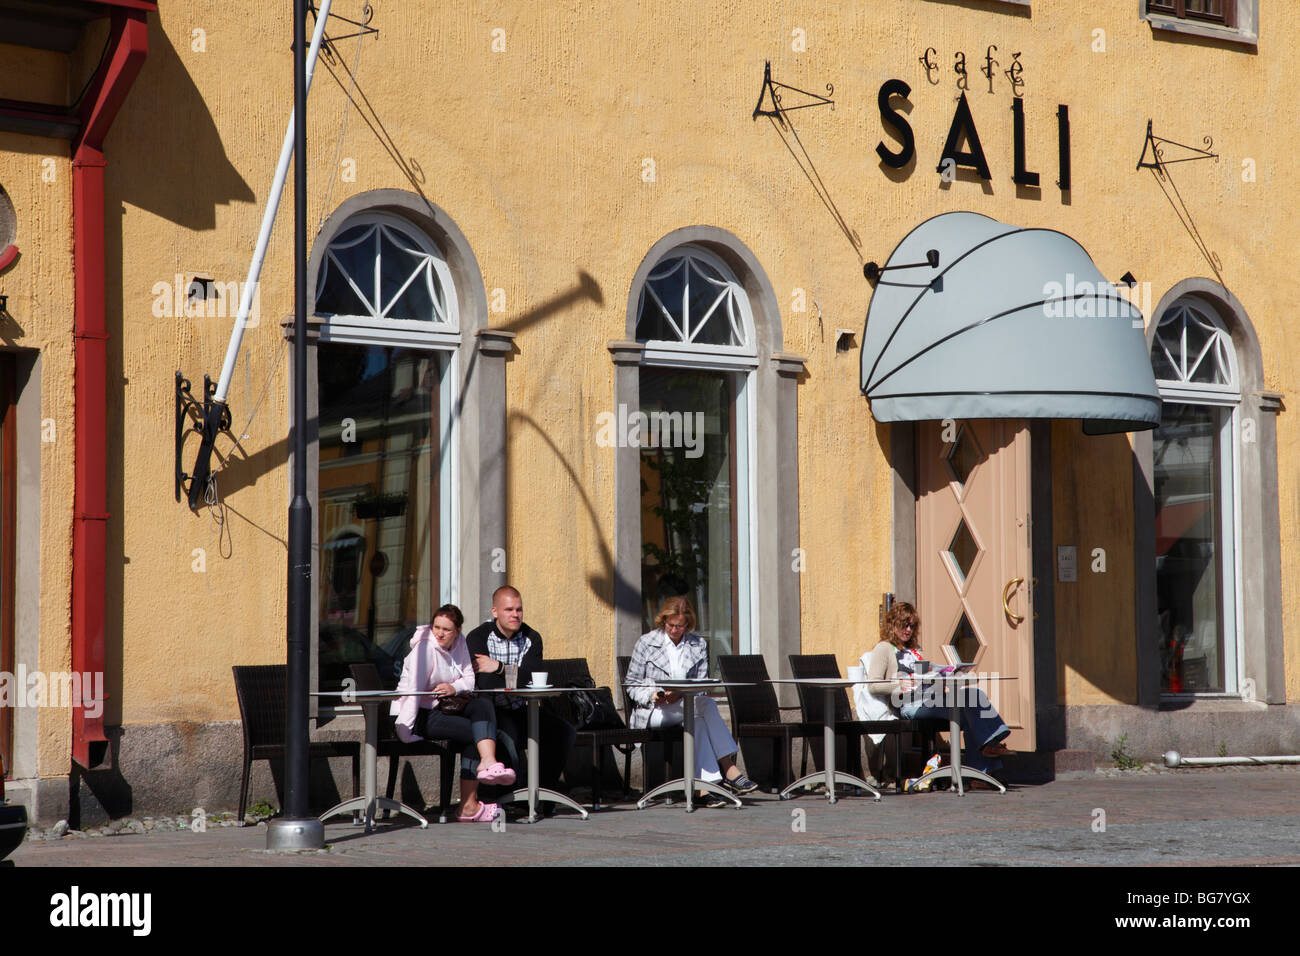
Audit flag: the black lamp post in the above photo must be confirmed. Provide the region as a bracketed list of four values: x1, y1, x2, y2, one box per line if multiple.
[267, 0, 323, 851]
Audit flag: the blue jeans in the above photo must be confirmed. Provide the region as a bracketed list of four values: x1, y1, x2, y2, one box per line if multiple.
[900, 685, 1009, 773]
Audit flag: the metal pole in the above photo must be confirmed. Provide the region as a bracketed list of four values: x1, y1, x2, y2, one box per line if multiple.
[268, 0, 322, 851]
[1164, 752, 1300, 768]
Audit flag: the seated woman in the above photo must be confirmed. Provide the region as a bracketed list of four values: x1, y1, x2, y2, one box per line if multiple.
[391, 603, 516, 823]
[626, 596, 758, 799]
[854, 601, 1012, 781]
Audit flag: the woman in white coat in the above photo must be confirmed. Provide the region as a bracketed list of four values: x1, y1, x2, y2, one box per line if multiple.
[625, 596, 758, 798]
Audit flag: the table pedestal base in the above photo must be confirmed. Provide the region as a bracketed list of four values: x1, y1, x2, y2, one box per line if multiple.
[638, 777, 741, 811]
[635, 694, 741, 811]
[320, 795, 428, 832]
[501, 696, 590, 823]
[508, 787, 590, 824]
[780, 771, 881, 803]
[910, 765, 1006, 794]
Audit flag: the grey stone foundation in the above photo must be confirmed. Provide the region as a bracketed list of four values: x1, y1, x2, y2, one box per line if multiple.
[11, 702, 1300, 824]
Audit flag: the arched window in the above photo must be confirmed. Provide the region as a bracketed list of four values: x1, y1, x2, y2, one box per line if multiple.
[1150, 298, 1241, 695]
[637, 250, 753, 355]
[312, 210, 462, 689]
[315, 211, 460, 347]
[633, 245, 758, 667]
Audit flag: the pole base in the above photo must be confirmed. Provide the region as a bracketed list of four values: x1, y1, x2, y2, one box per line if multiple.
[265, 817, 325, 851]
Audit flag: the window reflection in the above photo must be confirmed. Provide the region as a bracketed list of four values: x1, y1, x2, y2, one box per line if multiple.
[318, 344, 442, 691]
[639, 367, 736, 673]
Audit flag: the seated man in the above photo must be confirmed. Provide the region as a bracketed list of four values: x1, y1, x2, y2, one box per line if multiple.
[466, 585, 576, 794]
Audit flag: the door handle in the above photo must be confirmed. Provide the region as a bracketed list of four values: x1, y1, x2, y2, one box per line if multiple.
[1002, 576, 1025, 625]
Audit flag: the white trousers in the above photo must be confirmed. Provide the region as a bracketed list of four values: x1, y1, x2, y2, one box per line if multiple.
[649, 694, 737, 782]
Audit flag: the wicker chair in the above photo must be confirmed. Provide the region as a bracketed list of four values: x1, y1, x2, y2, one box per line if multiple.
[231, 665, 360, 825]
[788, 653, 945, 792]
[348, 663, 467, 824]
[543, 657, 650, 809]
[716, 655, 823, 793]
[615, 655, 685, 792]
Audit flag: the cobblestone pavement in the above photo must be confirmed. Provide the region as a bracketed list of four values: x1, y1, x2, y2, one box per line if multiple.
[9, 765, 1300, 867]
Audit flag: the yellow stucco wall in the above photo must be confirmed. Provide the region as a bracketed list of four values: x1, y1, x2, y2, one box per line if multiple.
[6, 2, 1299, 781]
[0, 134, 75, 778]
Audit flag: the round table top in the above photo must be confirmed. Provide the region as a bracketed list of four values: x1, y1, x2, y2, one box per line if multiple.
[475, 684, 584, 696]
[767, 677, 867, 687]
[310, 689, 442, 702]
[647, 679, 753, 691]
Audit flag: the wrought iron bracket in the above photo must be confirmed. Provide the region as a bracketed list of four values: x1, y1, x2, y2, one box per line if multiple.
[864, 249, 940, 284]
[175, 370, 231, 509]
[1136, 119, 1217, 173]
[752, 61, 834, 124]
[304, 2, 378, 54]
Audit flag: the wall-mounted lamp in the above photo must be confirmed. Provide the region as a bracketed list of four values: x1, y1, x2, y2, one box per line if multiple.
[1119, 271, 1137, 287]
[834, 328, 857, 352]
[0, 294, 7, 313]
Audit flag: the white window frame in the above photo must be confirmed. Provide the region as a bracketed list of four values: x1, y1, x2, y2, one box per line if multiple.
[1151, 302, 1243, 697]
[316, 212, 462, 607]
[1142, 0, 1258, 49]
[636, 244, 759, 655]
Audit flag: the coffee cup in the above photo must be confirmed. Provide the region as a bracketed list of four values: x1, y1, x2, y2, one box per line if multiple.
[847, 665, 864, 683]
[530, 671, 549, 687]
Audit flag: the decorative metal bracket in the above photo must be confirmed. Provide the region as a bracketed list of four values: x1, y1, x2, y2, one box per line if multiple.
[1136, 119, 1217, 173]
[864, 249, 940, 284]
[1136, 119, 1223, 285]
[306, 2, 378, 54]
[175, 371, 231, 509]
[752, 61, 834, 125]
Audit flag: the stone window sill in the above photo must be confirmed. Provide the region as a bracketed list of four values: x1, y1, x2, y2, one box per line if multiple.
[1145, 13, 1258, 50]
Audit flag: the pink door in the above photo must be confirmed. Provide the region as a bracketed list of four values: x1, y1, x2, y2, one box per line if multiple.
[915, 419, 1036, 751]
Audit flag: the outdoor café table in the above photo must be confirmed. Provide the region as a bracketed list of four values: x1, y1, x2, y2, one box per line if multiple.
[635, 679, 752, 812]
[767, 678, 882, 804]
[310, 688, 441, 833]
[477, 686, 591, 823]
[906, 673, 1015, 796]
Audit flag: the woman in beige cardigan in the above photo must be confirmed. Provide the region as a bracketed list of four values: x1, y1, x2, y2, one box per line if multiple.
[855, 602, 1012, 783]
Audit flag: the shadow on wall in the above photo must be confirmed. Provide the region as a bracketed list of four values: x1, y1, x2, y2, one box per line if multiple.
[100, 20, 254, 729]
[108, 16, 254, 229]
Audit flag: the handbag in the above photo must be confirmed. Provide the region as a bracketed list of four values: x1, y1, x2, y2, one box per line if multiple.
[552, 675, 624, 730]
[437, 693, 471, 715]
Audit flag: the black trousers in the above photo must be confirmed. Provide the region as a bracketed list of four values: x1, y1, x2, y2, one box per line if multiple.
[422, 698, 498, 780]
[493, 703, 576, 790]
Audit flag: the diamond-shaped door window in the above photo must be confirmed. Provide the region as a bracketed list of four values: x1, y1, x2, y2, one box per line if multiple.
[949, 613, 982, 664]
[945, 426, 981, 487]
[946, 520, 979, 584]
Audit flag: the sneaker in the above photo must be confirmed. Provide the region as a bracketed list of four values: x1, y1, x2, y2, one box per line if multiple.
[694, 791, 730, 808]
[720, 772, 758, 795]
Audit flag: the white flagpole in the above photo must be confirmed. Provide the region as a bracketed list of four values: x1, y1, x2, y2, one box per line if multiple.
[213, 0, 334, 404]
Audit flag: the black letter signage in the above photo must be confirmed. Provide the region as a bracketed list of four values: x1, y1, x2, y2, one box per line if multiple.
[938, 92, 991, 180]
[876, 79, 915, 169]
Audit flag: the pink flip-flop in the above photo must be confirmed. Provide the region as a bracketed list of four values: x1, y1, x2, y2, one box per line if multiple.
[476, 761, 517, 786]
[456, 801, 500, 823]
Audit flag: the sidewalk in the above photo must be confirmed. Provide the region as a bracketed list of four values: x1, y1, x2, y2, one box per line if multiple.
[10, 765, 1300, 866]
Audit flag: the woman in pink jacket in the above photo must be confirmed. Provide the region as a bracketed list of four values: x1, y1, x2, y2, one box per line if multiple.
[391, 604, 515, 822]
